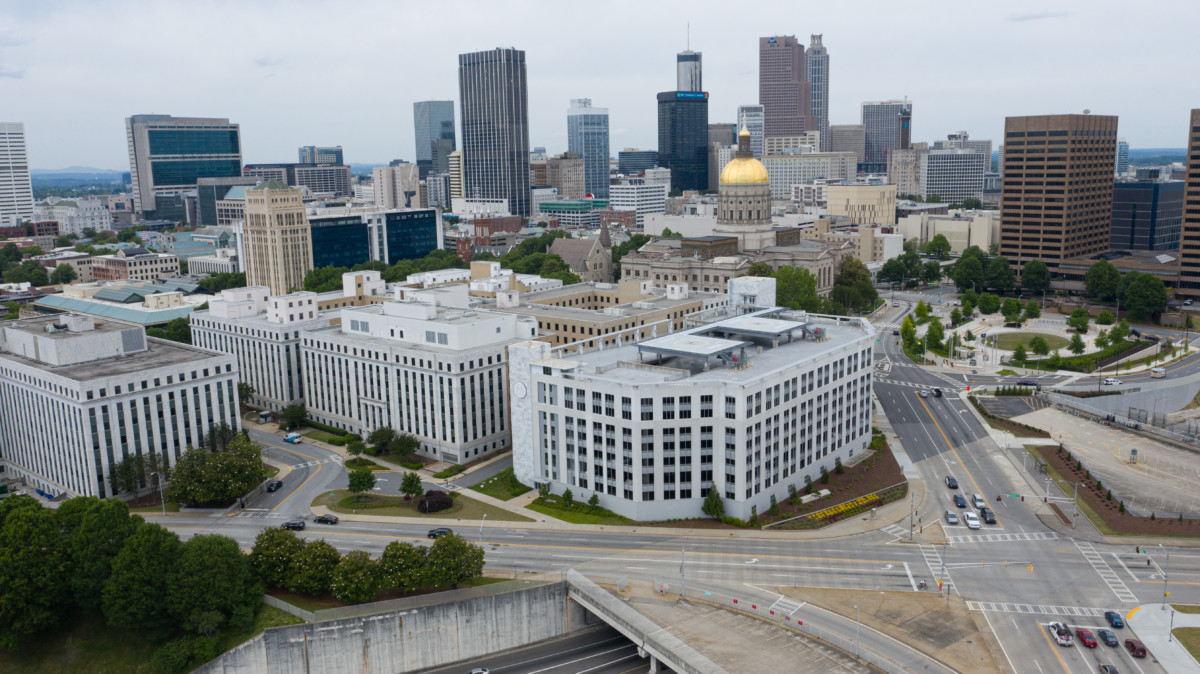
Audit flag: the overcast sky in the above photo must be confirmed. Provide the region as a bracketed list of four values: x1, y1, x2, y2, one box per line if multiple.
[3, 0, 1198, 169]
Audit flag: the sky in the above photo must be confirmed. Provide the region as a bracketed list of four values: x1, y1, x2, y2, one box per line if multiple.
[2, 0, 1199, 170]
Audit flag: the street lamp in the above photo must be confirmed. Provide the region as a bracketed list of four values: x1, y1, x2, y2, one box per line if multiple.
[478, 513, 487, 545]
[150, 471, 165, 516]
[1161, 544, 1170, 610]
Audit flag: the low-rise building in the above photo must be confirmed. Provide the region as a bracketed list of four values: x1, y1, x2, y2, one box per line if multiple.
[33, 251, 96, 282]
[34, 279, 210, 327]
[896, 209, 1001, 254]
[187, 248, 238, 275]
[825, 181, 897, 225]
[92, 247, 180, 281]
[0, 314, 239, 498]
[548, 235, 613, 283]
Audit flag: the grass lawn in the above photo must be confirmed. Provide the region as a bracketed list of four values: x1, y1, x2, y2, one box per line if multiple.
[1174, 627, 1200, 661]
[1173, 604, 1200, 614]
[128, 500, 181, 513]
[264, 462, 280, 479]
[526, 495, 635, 526]
[302, 429, 343, 443]
[469, 467, 533, 501]
[345, 457, 388, 471]
[433, 464, 466, 478]
[994, 332, 1069, 351]
[996, 369, 1018, 375]
[312, 489, 533, 522]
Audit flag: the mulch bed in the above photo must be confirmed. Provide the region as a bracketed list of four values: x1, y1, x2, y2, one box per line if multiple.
[1033, 445, 1200, 536]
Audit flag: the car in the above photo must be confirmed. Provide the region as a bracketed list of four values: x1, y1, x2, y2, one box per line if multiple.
[266, 480, 283, 492]
[1098, 628, 1119, 646]
[932, 387, 943, 397]
[963, 512, 981, 530]
[1047, 621, 1073, 646]
[1103, 377, 1121, 386]
[1075, 628, 1097, 647]
[979, 507, 996, 525]
[467, 669, 490, 674]
[969, 359, 977, 366]
[945, 476, 959, 489]
[1098, 666, 1120, 674]
[1017, 379, 1038, 386]
[972, 493, 987, 509]
[314, 514, 339, 524]
[282, 520, 305, 531]
[1186, 298, 1194, 306]
[953, 494, 968, 508]
[919, 390, 930, 398]
[427, 527, 454, 539]
[1124, 638, 1146, 657]
[944, 510, 959, 525]
[1104, 611, 1124, 628]
[893, 329, 900, 335]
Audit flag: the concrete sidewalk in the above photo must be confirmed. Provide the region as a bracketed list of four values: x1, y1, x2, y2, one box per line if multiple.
[1127, 603, 1200, 672]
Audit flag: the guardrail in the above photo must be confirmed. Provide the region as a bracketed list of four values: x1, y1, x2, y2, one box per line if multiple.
[264, 579, 553, 623]
[1037, 391, 1198, 446]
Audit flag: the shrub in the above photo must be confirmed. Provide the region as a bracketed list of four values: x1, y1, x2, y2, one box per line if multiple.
[1151, 512, 1156, 521]
[804, 475, 813, 495]
[418, 490, 453, 513]
[820, 467, 830, 485]
[749, 506, 759, 527]
[433, 465, 466, 479]
[1119, 501, 1125, 513]
[1095, 480, 1102, 490]
[401, 461, 424, 471]
[835, 458, 845, 475]
[150, 638, 194, 674]
[191, 635, 222, 663]
[788, 484, 798, 499]
[769, 495, 780, 516]
[562, 488, 574, 508]
[1106, 489, 1113, 501]
[305, 420, 349, 437]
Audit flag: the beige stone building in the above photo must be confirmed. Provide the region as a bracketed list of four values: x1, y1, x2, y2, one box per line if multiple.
[712, 129, 775, 251]
[799, 219, 903, 262]
[762, 133, 821, 155]
[896, 209, 1001, 255]
[546, 153, 586, 199]
[92, 247, 180, 281]
[448, 151, 464, 200]
[548, 236, 613, 283]
[240, 180, 313, 294]
[825, 182, 897, 225]
[887, 142, 928, 197]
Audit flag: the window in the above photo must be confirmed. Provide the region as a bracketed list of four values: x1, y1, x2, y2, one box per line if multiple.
[425, 330, 436, 343]
[662, 397, 675, 420]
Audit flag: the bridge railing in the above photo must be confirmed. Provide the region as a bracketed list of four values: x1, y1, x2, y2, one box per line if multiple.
[264, 579, 553, 624]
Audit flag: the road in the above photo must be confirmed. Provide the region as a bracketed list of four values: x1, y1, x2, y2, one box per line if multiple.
[417, 628, 647, 674]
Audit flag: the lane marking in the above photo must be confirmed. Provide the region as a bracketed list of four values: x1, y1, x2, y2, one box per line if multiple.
[1036, 619, 1073, 674]
[982, 610, 1018, 674]
[915, 392, 1002, 527]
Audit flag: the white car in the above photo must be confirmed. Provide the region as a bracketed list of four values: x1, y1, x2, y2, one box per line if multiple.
[963, 512, 981, 530]
[1047, 621, 1074, 646]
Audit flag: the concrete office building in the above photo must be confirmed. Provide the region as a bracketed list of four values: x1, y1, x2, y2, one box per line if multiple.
[759, 36, 810, 137]
[0, 123, 34, 228]
[618, 149, 658, 175]
[413, 101, 456, 177]
[92, 248, 180, 281]
[887, 143, 926, 198]
[933, 131, 992, 158]
[187, 249, 238, 275]
[805, 35, 829, 151]
[32, 196, 112, 236]
[999, 114, 1118, 271]
[860, 100, 911, 168]
[568, 99, 610, 199]
[195, 176, 258, 227]
[459, 48, 531, 216]
[301, 294, 538, 464]
[125, 115, 242, 217]
[1180, 110, 1200, 299]
[448, 151, 464, 200]
[33, 251, 96, 283]
[547, 153, 587, 199]
[243, 163, 352, 198]
[829, 124, 866, 165]
[1110, 180, 1184, 251]
[762, 134, 821, 156]
[373, 163, 423, 209]
[737, 105, 766, 158]
[761, 151, 857, 201]
[610, 178, 669, 228]
[298, 146, 344, 165]
[509, 301, 876, 521]
[826, 182, 897, 225]
[239, 180, 313, 295]
[676, 50, 702, 92]
[897, 209, 1001, 255]
[708, 124, 738, 189]
[0, 314, 239, 498]
[658, 92, 710, 192]
[920, 149, 988, 203]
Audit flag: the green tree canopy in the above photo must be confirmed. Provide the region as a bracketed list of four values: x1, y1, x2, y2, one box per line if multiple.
[775, 266, 820, 312]
[50, 263, 77, 284]
[287, 539, 340, 596]
[1096, 310, 1115, 325]
[877, 257, 907, 284]
[368, 426, 397, 452]
[924, 234, 951, 260]
[1030, 335, 1050, 356]
[834, 255, 872, 288]
[952, 255, 984, 291]
[1109, 319, 1131, 343]
[146, 317, 191, 344]
[58, 497, 139, 614]
[102, 521, 182, 642]
[922, 261, 942, 284]
[1067, 307, 1090, 333]
[166, 435, 265, 507]
[380, 541, 429, 594]
[0, 502, 70, 649]
[1122, 272, 1168, 320]
[746, 261, 774, 277]
[330, 550, 380, 604]
[1068, 333, 1086, 355]
[1012, 344, 1027, 364]
[978, 293, 1000, 314]
[985, 256, 1015, 294]
[303, 266, 351, 292]
[702, 489, 724, 518]
[237, 382, 255, 406]
[281, 404, 307, 430]
[197, 272, 247, 292]
[926, 319, 945, 350]
[1084, 259, 1121, 301]
[900, 315, 917, 345]
[348, 467, 377, 497]
[1020, 259, 1050, 296]
[1001, 297, 1023, 324]
[169, 535, 261, 636]
[250, 527, 305, 589]
[400, 471, 425, 500]
[1024, 300, 1041, 320]
[425, 534, 485, 589]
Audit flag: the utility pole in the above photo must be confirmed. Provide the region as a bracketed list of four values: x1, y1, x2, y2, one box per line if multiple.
[1161, 544, 1170, 610]
[151, 471, 165, 516]
[1072, 481, 1078, 529]
[940, 542, 948, 600]
[478, 513, 487, 545]
[681, 546, 686, 599]
[909, 490, 915, 540]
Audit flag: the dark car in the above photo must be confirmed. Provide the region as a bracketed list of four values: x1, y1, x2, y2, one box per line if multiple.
[314, 514, 339, 524]
[979, 507, 996, 525]
[1098, 628, 1118, 646]
[893, 329, 900, 336]
[1098, 665, 1120, 674]
[953, 494, 968, 508]
[282, 520, 305, 531]
[945, 476, 959, 489]
[428, 527, 453, 539]
[1124, 638, 1146, 657]
[1104, 611, 1124, 628]
[266, 480, 283, 492]
[1017, 379, 1038, 386]
[932, 387, 943, 397]
[1075, 628, 1097, 648]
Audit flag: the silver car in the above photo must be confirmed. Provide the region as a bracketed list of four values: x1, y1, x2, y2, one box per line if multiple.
[944, 510, 959, 525]
[919, 390, 930, 398]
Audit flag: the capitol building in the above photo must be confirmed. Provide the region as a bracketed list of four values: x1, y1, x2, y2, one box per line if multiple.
[712, 128, 775, 251]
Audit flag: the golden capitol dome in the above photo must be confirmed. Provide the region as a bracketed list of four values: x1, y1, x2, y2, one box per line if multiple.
[720, 129, 769, 185]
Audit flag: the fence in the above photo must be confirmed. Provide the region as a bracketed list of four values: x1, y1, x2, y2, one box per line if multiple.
[264, 579, 553, 623]
[1038, 391, 1199, 446]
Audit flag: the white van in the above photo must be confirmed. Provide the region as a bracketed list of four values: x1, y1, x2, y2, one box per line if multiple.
[1103, 377, 1121, 386]
[1151, 368, 1167, 379]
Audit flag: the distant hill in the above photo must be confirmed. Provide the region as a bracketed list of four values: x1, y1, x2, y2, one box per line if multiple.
[31, 166, 124, 175]
[1128, 148, 1186, 165]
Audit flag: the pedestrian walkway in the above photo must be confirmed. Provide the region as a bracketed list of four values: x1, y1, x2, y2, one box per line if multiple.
[1128, 603, 1200, 672]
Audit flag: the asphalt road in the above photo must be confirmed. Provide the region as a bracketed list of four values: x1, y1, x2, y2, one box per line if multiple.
[417, 627, 647, 674]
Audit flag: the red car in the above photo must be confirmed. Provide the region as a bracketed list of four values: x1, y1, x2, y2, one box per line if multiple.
[1125, 638, 1147, 658]
[1075, 628, 1097, 648]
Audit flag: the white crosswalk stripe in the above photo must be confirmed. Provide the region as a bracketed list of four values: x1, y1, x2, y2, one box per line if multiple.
[965, 601, 1108, 617]
[881, 524, 907, 538]
[947, 531, 1060, 544]
[235, 511, 290, 519]
[769, 596, 804, 616]
[1075, 541, 1139, 604]
[919, 544, 955, 595]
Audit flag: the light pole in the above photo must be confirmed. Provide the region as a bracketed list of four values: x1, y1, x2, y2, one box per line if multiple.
[478, 513, 487, 545]
[1072, 481, 1079, 529]
[1161, 544, 1170, 610]
[150, 471, 165, 516]
[854, 603, 862, 658]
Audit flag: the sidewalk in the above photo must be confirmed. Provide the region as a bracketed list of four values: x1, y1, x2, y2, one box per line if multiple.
[1128, 603, 1200, 672]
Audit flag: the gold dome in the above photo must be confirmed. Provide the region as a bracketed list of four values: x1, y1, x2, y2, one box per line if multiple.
[720, 156, 770, 184]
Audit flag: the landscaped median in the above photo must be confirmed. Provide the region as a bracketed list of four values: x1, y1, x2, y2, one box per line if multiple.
[312, 489, 533, 522]
[469, 467, 534, 501]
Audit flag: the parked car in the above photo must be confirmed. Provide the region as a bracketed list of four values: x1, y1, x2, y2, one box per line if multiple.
[1075, 628, 1097, 647]
[314, 514, 339, 524]
[1098, 628, 1119, 646]
[266, 480, 283, 492]
[979, 507, 996, 525]
[1047, 621, 1073, 646]
[467, 669, 491, 674]
[963, 512, 981, 530]
[428, 527, 454, 539]
[944, 510, 959, 525]
[933, 387, 943, 397]
[972, 493, 987, 509]
[1104, 611, 1124, 628]
[1124, 638, 1146, 657]
[945, 476, 959, 489]
[953, 494, 968, 508]
[282, 520, 305, 531]
[1186, 299, 1194, 306]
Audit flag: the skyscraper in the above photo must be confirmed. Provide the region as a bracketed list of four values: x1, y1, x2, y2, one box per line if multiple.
[240, 180, 313, 295]
[567, 99, 610, 198]
[413, 101, 456, 177]
[737, 105, 766, 158]
[0, 123, 34, 228]
[125, 115, 242, 217]
[1177, 110, 1200, 298]
[759, 35, 810, 137]
[999, 113, 1118, 272]
[657, 91, 710, 192]
[677, 50, 702, 92]
[298, 145, 344, 164]
[458, 48, 530, 216]
[1116, 138, 1130, 176]
[805, 35, 829, 151]
[829, 124, 866, 164]
[860, 100, 911, 169]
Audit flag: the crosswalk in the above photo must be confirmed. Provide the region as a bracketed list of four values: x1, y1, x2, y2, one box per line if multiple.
[965, 601, 1108, 617]
[880, 524, 908, 539]
[768, 595, 805, 616]
[919, 544, 956, 595]
[1075, 540, 1140, 603]
[235, 509, 291, 519]
[947, 531, 1060, 544]
[290, 457, 344, 469]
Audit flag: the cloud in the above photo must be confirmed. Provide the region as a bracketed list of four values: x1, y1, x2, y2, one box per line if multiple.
[253, 55, 282, 68]
[0, 31, 27, 48]
[0, 66, 24, 79]
[1008, 11, 1071, 22]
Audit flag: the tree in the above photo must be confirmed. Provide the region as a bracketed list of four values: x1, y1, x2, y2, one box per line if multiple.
[166, 435, 265, 507]
[303, 265, 351, 293]
[102, 521, 183, 642]
[587, 493, 600, 512]
[1123, 272, 1168, 320]
[914, 300, 929, 320]
[960, 296, 975, 318]
[330, 550, 381, 604]
[196, 272, 247, 292]
[985, 256, 1015, 294]
[145, 317, 191, 344]
[1030, 336, 1050, 356]
[1013, 344, 1027, 365]
[1084, 259, 1121, 301]
[953, 255, 984, 291]
[877, 258, 907, 284]
[169, 535, 261, 636]
[380, 541, 428, 594]
[54, 235, 73, 247]
[978, 293, 1000, 314]
[417, 490, 453, 513]
[287, 539, 341, 596]
[1068, 333, 1086, 355]
[900, 315, 917, 346]
[1024, 300, 1041, 320]
[925, 234, 951, 260]
[1067, 307, 1090, 333]
[926, 320, 945, 351]
[3, 260, 49, 286]
[835, 256, 872, 289]
[1096, 310, 1115, 325]
[950, 308, 962, 325]
[400, 471, 424, 500]
[250, 527, 305, 589]
[922, 260, 942, 285]
[281, 404, 307, 430]
[774, 266, 820, 312]
[425, 534, 485, 589]
[611, 233, 651, 278]
[346, 439, 366, 459]
[1094, 330, 1110, 350]
[50, 263, 77, 284]
[1109, 319, 1131, 343]
[1002, 298, 1023, 324]
[348, 467, 376, 498]
[746, 261, 774, 277]
[561, 488, 574, 508]
[57, 497, 138, 614]
[367, 426, 397, 453]
[109, 454, 145, 496]
[237, 382, 255, 406]
[0, 504, 70, 649]
[1021, 259, 1050, 296]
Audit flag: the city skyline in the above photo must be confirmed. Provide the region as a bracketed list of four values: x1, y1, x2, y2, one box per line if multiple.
[2, 1, 1198, 169]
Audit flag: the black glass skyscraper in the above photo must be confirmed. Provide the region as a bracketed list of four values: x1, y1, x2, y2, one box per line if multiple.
[657, 92, 709, 192]
[458, 48, 531, 216]
[413, 101, 456, 178]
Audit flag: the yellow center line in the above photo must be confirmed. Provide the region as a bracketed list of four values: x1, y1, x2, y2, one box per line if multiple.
[914, 392, 1003, 527]
[268, 441, 324, 512]
[1037, 621, 1073, 674]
